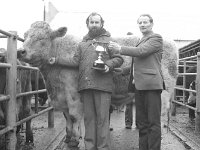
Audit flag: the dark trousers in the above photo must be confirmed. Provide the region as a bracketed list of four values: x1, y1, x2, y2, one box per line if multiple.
[125, 101, 133, 126]
[135, 89, 161, 150]
[81, 89, 111, 150]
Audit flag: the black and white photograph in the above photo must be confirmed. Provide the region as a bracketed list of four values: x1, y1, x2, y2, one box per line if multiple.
[0, 0, 200, 150]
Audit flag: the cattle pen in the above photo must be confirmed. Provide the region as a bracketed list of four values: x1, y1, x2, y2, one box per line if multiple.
[0, 29, 54, 150]
[172, 39, 200, 133]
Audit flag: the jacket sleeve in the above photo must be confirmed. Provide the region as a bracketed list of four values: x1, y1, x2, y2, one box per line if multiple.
[120, 34, 163, 57]
[55, 44, 81, 67]
[105, 50, 124, 70]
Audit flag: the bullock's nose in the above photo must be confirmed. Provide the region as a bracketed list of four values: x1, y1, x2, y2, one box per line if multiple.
[17, 48, 27, 59]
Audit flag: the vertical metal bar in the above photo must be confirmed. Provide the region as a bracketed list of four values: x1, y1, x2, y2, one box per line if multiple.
[183, 60, 186, 103]
[35, 70, 39, 113]
[6, 31, 17, 150]
[195, 52, 200, 132]
[48, 102, 54, 128]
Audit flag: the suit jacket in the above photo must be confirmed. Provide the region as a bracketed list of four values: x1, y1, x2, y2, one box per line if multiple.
[120, 31, 164, 90]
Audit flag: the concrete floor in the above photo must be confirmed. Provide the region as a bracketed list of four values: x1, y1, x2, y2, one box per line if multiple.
[54, 105, 189, 150]
[16, 104, 195, 150]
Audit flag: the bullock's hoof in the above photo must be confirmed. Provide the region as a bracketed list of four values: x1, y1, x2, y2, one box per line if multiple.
[64, 135, 71, 143]
[68, 139, 79, 148]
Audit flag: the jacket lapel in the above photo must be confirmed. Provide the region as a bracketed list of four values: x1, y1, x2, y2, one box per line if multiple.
[136, 32, 154, 47]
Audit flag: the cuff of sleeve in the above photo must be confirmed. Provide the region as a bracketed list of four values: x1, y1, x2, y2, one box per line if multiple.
[54, 57, 59, 64]
[119, 46, 123, 54]
[104, 62, 113, 70]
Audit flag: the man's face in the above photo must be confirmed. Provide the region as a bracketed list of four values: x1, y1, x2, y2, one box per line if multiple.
[138, 16, 153, 34]
[87, 15, 102, 32]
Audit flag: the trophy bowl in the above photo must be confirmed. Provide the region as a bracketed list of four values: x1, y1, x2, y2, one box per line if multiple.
[92, 45, 106, 71]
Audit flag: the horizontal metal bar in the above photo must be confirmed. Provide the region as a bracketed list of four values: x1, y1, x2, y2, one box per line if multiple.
[172, 99, 197, 111]
[31, 105, 49, 109]
[179, 55, 197, 61]
[179, 45, 200, 55]
[0, 29, 24, 42]
[178, 73, 197, 76]
[16, 89, 47, 98]
[179, 61, 197, 64]
[0, 126, 13, 135]
[0, 107, 53, 135]
[0, 35, 7, 38]
[0, 62, 11, 68]
[175, 86, 196, 93]
[178, 65, 196, 67]
[0, 95, 10, 102]
[17, 65, 39, 71]
[16, 106, 53, 126]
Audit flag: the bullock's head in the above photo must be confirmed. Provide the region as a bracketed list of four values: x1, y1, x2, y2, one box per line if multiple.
[19, 21, 67, 67]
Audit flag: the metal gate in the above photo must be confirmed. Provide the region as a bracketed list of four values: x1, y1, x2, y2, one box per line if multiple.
[172, 39, 200, 132]
[0, 29, 54, 149]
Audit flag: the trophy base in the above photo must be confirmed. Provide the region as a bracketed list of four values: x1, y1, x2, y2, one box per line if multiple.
[92, 66, 106, 71]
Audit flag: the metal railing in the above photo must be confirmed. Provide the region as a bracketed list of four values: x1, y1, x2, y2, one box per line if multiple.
[173, 50, 200, 132]
[0, 29, 54, 149]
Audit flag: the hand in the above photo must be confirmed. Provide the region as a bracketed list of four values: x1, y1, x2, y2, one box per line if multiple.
[108, 41, 121, 53]
[49, 57, 56, 64]
[104, 65, 110, 73]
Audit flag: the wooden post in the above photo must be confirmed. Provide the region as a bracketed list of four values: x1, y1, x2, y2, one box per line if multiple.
[6, 31, 17, 149]
[195, 52, 200, 132]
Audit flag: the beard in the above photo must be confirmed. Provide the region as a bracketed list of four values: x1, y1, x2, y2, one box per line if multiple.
[88, 27, 105, 38]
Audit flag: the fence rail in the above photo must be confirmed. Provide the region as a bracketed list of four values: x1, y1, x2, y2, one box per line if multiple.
[0, 29, 54, 149]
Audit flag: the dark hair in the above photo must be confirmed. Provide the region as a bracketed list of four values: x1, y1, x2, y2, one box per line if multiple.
[86, 12, 104, 27]
[137, 14, 153, 23]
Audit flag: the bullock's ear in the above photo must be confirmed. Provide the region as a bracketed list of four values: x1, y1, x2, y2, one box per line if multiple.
[50, 27, 67, 40]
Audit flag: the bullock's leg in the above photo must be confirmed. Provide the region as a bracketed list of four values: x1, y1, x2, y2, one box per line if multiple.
[78, 117, 85, 150]
[26, 72, 34, 143]
[71, 115, 85, 150]
[63, 111, 73, 143]
[63, 111, 79, 148]
[23, 96, 33, 143]
[64, 112, 81, 149]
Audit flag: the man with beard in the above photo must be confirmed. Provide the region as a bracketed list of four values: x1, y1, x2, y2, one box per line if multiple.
[49, 12, 123, 150]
